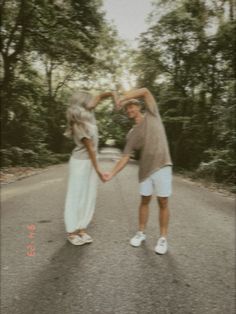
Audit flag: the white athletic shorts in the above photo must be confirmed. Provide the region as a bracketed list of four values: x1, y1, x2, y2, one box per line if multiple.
[139, 166, 172, 197]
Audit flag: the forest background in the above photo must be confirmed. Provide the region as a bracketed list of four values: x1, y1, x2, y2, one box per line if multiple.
[1, 0, 235, 190]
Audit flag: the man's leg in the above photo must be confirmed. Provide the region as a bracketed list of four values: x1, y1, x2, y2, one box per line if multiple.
[130, 195, 152, 247]
[139, 195, 152, 232]
[150, 166, 172, 254]
[154, 196, 169, 254]
[157, 197, 169, 237]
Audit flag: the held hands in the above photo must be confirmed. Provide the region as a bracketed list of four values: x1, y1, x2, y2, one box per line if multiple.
[97, 171, 106, 183]
[97, 170, 113, 183]
[102, 172, 113, 182]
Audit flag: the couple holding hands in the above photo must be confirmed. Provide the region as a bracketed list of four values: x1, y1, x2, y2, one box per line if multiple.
[64, 88, 173, 255]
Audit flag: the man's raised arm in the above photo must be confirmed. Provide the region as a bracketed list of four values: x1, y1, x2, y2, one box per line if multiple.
[118, 88, 157, 113]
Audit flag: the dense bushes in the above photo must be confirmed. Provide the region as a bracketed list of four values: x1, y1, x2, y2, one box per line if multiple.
[195, 150, 235, 183]
[134, 0, 236, 186]
[0, 147, 70, 168]
[1, 0, 116, 169]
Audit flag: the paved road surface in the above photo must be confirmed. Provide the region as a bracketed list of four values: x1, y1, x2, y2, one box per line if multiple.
[1, 155, 235, 314]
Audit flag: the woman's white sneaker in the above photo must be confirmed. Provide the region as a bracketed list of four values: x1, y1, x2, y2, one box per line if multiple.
[67, 235, 85, 246]
[130, 231, 146, 247]
[155, 237, 168, 254]
[80, 233, 93, 243]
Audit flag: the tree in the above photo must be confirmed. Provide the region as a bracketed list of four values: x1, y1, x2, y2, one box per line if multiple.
[0, 0, 120, 165]
[134, 0, 235, 183]
[1, 0, 109, 152]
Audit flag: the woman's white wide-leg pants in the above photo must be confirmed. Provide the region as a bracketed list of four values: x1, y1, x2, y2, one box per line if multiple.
[64, 156, 98, 233]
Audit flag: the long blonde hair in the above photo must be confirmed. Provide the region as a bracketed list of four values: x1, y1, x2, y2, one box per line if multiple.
[64, 91, 96, 140]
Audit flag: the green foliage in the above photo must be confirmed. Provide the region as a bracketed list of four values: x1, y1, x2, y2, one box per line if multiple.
[134, 0, 236, 184]
[1, 0, 235, 188]
[196, 149, 236, 183]
[0, 146, 70, 168]
[95, 101, 132, 149]
[1, 0, 119, 166]
[2, 74, 47, 148]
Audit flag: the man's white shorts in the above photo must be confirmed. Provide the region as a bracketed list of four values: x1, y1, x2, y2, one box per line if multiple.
[139, 166, 172, 197]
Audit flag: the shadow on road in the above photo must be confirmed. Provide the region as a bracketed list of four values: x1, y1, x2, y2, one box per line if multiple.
[6, 239, 196, 314]
[8, 243, 91, 314]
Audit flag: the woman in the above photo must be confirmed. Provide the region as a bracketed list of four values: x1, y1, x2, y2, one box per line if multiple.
[64, 91, 115, 245]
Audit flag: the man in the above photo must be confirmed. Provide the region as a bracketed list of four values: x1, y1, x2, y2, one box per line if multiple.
[104, 88, 173, 254]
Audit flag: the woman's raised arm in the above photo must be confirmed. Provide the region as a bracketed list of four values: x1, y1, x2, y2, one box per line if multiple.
[86, 91, 117, 109]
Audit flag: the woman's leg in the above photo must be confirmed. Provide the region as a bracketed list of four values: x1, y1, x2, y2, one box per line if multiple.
[77, 163, 98, 230]
[64, 158, 90, 233]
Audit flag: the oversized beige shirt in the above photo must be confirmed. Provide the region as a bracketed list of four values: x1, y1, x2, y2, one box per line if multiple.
[123, 105, 173, 182]
[72, 124, 98, 160]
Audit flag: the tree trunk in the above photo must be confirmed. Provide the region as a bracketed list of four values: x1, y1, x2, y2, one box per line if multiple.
[229, 0, 235, 21]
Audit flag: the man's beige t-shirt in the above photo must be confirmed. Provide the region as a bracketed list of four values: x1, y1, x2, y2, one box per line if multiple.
[123, 105, 173, 182]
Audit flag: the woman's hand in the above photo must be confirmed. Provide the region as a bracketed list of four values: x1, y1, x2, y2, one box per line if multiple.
[97, 170, 107, 183]
[102, 172, 113, 182]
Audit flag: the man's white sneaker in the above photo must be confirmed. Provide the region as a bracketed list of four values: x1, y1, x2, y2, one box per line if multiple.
[130, 231, 146, 247]
[155, 237, 168, 254]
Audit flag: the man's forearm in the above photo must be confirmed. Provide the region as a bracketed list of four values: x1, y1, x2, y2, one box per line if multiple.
[120, 88, 147, 103]
[111, 155, 130, 177]
[119, 88, 157, 112]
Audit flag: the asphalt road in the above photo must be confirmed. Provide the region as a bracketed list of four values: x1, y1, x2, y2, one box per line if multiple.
[1, 154, 235, 314]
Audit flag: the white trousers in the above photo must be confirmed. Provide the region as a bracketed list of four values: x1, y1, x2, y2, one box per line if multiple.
[64, 156, 98, 233]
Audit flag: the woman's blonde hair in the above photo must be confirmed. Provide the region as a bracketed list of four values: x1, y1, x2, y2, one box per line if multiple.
[64, 91, 96, 139]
